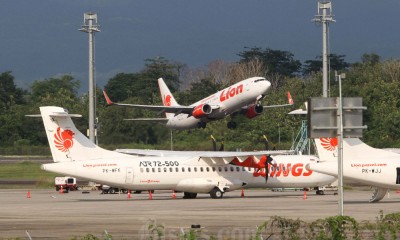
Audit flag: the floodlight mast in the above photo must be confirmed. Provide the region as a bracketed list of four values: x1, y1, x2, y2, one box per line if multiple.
[313, 2, 335, 98]
[79, 13, 100, 144]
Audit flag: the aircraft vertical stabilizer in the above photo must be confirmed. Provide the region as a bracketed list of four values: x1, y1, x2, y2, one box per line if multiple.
[40, 106, 127, 162]
[158, 78, 179, 118]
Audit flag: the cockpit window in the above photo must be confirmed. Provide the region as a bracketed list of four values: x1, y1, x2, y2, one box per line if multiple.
[254, 78, 266, 83]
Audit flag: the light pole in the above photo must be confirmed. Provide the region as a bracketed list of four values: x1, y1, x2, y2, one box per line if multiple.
[313, 1, 335, 97]
[79, 12, 100, 144]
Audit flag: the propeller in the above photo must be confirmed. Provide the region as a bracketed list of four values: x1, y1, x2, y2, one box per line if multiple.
[264, 155, 274, 182]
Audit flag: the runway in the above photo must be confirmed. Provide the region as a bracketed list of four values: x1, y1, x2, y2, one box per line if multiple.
[1, 189, 400, 239]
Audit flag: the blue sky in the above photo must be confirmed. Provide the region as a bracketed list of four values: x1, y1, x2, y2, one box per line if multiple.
[1, 1, 399, 92]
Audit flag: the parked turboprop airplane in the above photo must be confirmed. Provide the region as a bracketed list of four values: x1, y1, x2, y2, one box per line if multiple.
[308, 137, 400, 202]
[103, 77, 293, 130]
[38, 106, 335, 198]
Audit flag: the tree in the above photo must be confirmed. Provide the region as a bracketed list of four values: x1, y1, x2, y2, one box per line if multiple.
[30, 75, 80, 103]
[238, 47, 302, 77]
[0, 71, 25, 111]
[361, 53, 380, 65]
[303, 54, 350, 75]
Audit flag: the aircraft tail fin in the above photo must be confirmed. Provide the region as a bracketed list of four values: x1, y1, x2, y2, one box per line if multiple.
[158, 78, 179, 118]
[314, 138, 339, 162]
[40, 106, 126, 162]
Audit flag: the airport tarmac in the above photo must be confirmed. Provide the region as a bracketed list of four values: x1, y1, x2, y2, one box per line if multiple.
[1, 188, 400, 239]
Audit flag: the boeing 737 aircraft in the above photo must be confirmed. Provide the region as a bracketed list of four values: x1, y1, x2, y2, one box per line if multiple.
[38, 106, 334, 199]
[103, 77, 293, 130]
[308, 138, 400, 202]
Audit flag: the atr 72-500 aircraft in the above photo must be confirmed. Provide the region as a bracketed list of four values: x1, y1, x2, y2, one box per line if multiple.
[103, 77, 293, 130]
[308, 138, 400, 202]
[38, 106, 334, 199]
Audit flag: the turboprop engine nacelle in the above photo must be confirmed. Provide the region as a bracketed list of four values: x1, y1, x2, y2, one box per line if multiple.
[192, 104, 212, 119]
[246, 104, 263, 119]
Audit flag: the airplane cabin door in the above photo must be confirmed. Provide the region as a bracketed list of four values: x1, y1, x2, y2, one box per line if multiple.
[125, 167, 134, 184]
[396, 168, 400, 185]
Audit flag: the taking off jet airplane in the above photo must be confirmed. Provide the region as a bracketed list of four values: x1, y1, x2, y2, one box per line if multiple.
[38, 106, 334, 199]
[308, 138, 400, 202]
[103, 77, 293, 130]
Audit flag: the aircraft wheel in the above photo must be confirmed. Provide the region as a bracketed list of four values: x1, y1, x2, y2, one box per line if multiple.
[109, 188, 116, 194]
[183, 192, 197, 199]
[210, 188, 223, 199]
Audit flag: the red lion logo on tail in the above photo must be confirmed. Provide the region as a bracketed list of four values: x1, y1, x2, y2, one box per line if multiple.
[54, 127, 75, 152]
[320, 137, 338, 151]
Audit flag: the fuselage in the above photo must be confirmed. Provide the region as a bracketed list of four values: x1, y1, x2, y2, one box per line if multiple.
[165, 77, 271, 129]
[42, 155, 335, 194]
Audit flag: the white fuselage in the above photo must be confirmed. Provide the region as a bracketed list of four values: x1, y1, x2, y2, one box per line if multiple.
[42, 155, 335, 194]
[166, 77, 270, 129]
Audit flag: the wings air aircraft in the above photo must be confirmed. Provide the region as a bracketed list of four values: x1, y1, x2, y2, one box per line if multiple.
[103, 77, 293, 130]
[38, 106, 335, 199]
[308, 137, 400, 202]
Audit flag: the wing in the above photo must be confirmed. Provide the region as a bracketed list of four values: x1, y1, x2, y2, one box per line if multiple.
[124, 118, 169, 123]
[116, 149, 293, 166]
[103, 90, 194, 114]
[263, 91, 294, 108]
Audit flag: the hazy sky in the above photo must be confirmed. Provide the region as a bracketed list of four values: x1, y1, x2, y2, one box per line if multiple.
[1, 1, 399, 92]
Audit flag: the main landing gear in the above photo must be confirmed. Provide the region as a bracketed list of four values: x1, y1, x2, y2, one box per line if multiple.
[197, 122, 207, 129]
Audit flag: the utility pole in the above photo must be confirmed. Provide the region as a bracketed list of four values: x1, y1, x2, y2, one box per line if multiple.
[313, 2, 335, 97]
[79, 13, 100, 143]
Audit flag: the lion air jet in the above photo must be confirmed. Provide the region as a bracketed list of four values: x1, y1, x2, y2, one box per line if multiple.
[38, 106, 334, 199]
[103, 77, 293, 129]
[307, 137, 400, 202]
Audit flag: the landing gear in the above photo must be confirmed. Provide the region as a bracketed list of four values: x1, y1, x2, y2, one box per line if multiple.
[197, 122, 207, 129]
[227, 121, 237, 129]
[210, 188, 224, 199]
[183, 192, 198, 199]
[316, 190, 325, 195]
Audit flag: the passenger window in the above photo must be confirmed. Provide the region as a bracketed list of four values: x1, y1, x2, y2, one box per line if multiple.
[206, 167, 210, 172]
[158, 168, 161, 172]
[176, 167, 179, 172]
[152, 168, 155, 173]
[224, 167, 228, 172]
[140, 168, 144, 173]
[242, 167, 245, 171]
[194, 167, 197, 172]
[169, 167, 173, 172]
[230, 167, 234, 172]
[164, 167, 167, 172]
[212, 167, 216, 172]
[146, 168, 150, 173]
[218, 167, 222, 172]
[236, 167, 240, 172]
[200, 167, 204, 172]
[182, 167, 185, 172]
[188, 167, 191, 172]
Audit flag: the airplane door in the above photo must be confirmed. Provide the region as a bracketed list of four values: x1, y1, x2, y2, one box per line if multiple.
[125, 167, 134, 184]
[396, 168, 400, 184]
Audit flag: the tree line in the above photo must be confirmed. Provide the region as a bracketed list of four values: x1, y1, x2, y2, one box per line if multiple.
[1, 47, 398, 154]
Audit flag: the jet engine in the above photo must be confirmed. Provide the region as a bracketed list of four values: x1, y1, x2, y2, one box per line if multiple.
[245, 104, 263, 119]
[192, 104, 212, 119]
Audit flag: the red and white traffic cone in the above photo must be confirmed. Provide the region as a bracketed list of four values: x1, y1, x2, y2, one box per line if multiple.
[127, 190, 131, 199]
[148, 190, 153, 200]
[303, 190, 307, 200]
[27, 190, 31, 198]
[241, 188, 245, 198]
[59, 186, 64, 194]
[172, 190, 176, 199]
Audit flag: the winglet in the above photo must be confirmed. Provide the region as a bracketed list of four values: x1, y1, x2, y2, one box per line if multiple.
[287, 91, 294, 105]
[103, 90, 114, 105]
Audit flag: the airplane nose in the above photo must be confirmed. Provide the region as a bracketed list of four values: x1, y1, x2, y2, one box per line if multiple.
[263, 80, 271, 93]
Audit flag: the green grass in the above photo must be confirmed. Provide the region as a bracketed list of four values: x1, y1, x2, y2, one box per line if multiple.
[0, 161, 57, 189]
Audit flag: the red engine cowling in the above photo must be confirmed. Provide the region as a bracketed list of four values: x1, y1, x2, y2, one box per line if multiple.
[192, 104, 212, 119]
[245, 104, 264, 119]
